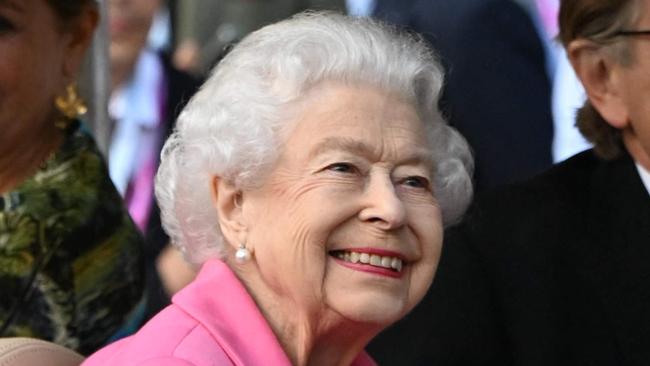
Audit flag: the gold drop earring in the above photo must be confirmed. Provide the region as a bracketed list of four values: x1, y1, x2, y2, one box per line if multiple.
[54, 83, 87, 130]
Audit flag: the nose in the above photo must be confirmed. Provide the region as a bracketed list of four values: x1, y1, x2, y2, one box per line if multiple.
[358, 174, 407, 230]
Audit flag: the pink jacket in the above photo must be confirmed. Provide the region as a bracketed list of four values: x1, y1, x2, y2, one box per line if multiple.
[83, 259, 377, 366]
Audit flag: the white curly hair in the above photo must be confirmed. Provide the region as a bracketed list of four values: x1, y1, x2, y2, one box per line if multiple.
[155, 11, 474, 264]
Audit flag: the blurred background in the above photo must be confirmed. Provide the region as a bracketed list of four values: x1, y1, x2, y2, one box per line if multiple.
[88, 0, 591, 192]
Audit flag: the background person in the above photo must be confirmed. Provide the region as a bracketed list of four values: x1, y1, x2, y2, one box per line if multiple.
[83, 12, 473, 366]
[107, 0, 201, 317]
[369, 0, 650, 364]
[373, 0, 555, 192]
[0, 0, 145, 355]
[172, 0, 346, 75]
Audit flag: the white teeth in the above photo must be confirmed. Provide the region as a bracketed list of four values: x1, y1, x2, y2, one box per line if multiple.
[359, 253, 370, 264]
[381, 257, 392, 268]
[350, 252, 360, 263]
[369, 254, 381, 266]
[391, 257, 402, 272]
[334, 250, 403, 272]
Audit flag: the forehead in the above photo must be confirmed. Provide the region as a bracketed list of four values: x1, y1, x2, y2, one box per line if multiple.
[284, 82, 430, 157]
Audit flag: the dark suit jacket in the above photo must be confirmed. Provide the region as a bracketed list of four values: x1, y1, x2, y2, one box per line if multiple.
[374, 0, 554, 191]
[369, 149, 650, 365]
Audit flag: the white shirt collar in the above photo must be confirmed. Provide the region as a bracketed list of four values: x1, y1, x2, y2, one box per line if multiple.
[108, 49, 164, 195]
[109, 49, 163, 129]
[346, 0, 376, 17]
[634, 162, 650, 197]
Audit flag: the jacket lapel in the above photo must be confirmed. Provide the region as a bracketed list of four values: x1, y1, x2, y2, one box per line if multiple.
[173, 260, 293, 366]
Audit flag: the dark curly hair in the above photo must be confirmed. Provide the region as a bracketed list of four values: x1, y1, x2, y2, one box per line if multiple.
[558, 0, 639, 159]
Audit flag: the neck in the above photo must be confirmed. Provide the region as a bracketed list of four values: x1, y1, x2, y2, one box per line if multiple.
[0, 114, 64, 193]
[623, 128, 650, 171]
[234, 265, 380, 366]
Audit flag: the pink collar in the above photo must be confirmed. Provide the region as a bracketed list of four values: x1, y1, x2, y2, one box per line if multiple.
[172, 259, 376, 366]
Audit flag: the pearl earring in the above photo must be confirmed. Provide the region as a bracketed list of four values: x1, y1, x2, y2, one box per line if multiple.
[235, 243, 252, 263]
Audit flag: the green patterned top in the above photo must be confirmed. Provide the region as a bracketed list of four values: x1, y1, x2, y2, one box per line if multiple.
[0, 121, 145, 355]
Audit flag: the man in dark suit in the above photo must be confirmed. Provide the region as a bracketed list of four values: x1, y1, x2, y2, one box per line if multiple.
[369, 0, 650, 364]
[374, 0, 554, 192]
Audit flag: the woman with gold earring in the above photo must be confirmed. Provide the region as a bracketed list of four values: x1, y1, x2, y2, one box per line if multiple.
[0, 0, 145, 356]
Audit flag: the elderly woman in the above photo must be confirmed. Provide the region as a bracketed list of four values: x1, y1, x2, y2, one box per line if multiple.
[0, 0, 144, 355]
[83, 12, 473, 366]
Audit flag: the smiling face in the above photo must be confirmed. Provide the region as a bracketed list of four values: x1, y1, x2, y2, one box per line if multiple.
[236, 82, 443, 327]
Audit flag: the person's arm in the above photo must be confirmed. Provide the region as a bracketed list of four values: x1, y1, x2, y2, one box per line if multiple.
[173, 0, 221, 73]
[174, 0, 200, 47]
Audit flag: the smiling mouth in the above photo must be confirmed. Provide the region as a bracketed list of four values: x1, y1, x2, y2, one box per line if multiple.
[329, 250, 403, 273]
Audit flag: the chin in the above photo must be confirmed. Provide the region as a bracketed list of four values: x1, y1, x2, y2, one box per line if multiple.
[327, 289, 412, 326]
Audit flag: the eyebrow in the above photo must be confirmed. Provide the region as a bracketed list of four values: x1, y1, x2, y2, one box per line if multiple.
[309, 136, 434, 168]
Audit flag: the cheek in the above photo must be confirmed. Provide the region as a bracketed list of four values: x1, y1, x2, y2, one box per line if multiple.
[30, 45, 68, 108]
[408, 208, 444, 300]
[251, 219, 332, 309]
[0, 60, 17, 108]
[414, 229, 442, 284]
[247, 183, 350, 298]
[627, 92, 650, 154]
[0, 56, 58, 128]
[0, 45, 33, 95]
[636, 123, 650, 158]
[261, 176, 361, 240]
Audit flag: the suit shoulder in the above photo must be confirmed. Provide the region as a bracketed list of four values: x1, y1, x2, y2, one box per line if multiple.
[477, 150, 599, 212]
[453, 150, 600, 242]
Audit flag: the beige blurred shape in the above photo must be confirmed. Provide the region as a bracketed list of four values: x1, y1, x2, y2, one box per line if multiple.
[0, 338, 84, 366]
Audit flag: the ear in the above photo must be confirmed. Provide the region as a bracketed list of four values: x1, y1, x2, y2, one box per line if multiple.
[567, 39, 629, 129]
[62, 5, 99, 78]
[210, 176, 247, 251]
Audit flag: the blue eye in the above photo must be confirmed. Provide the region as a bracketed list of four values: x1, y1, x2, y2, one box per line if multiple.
[326, 162, 357, 174]
[402, 176, 430, 189]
